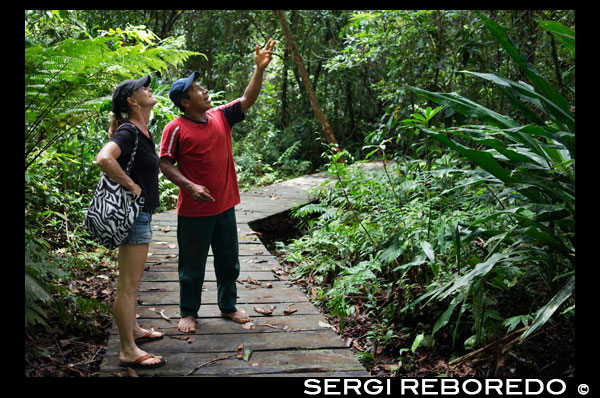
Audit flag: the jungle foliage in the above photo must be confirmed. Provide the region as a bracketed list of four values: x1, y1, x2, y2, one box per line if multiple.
[25, 10, 575, 376]
[279, 10, 575, 375]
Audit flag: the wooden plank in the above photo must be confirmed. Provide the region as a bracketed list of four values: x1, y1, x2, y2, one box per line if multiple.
[99, 169, 370, 377]
[106, 329, 347, 354]
[138, 283, 311, 306]
[142, 270, 282, 282]
[147, 242, 270, 257]
[139, 279, 295, 292]
[99, 349, 365, 377]
[148, 258, 281, 272]
[134, 301, 322, 319]
[113, 314, 336, 335]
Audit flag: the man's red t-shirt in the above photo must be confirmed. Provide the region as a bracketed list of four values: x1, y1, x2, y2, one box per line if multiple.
[160, 99, 245, 217]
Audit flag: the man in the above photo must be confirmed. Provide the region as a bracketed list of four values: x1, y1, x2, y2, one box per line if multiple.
[160, 40, 276, 333]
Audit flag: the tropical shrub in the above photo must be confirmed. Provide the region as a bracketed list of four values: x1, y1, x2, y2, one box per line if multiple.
[279, 12, 575, 362]
[405, 11, 574, 345]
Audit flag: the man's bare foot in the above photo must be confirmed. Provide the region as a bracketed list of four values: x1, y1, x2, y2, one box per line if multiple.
[178, 316, 197, 333]
[221, 309, 251, 324]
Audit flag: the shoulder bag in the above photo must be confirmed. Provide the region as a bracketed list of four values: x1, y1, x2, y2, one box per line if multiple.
[82, 123, 145, 249]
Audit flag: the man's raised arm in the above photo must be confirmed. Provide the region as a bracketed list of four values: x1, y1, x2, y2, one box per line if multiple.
[240, 39, 276, 113]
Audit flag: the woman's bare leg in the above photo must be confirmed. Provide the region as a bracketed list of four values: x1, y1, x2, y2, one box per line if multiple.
[114, 243, 162, 365]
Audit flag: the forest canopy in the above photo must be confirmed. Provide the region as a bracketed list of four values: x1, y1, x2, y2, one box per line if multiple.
[25, 10, 575, 377]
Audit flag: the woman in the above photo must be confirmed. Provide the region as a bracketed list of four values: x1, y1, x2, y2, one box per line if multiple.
[96, 75, 165, 369]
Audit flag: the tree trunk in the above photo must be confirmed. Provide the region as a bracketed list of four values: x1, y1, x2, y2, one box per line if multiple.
[280, 47, 289, 128]
[274, 10, 339, 150]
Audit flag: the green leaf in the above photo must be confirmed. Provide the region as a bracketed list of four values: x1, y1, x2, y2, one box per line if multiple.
[421, 241, 435, 262]
[411, 333, 424, 353]
[380, 234, 406, 264]
[25, 271, 52, 303]
[420, 127, 517, 184]
[520, 275, 574, 341]
[503, 314, 533, 333]
[408, 85, 518, 129]
[475, 11, 573, 133]
[461, 70, 573, 133]
[432, 300, 459, 336]
[539, 20, 575, 58]
[243, 348, 253, 362]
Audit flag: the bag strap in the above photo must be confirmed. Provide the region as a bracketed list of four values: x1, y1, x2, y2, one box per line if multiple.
[116, 122, 140, 176]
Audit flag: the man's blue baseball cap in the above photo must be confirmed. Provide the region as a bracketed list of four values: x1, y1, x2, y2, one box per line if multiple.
[169, 71, 200, 110]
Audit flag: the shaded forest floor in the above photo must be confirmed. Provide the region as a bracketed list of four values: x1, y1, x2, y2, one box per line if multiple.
[255, 211, 577, 378]
[24, 213, 575, 378]
[24, 251, 118, 377]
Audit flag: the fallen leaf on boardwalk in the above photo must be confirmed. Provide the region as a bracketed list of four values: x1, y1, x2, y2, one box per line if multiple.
[236, 344, 244, 359]
[265, 282, 273, 288]
[247, 276, 261, 285]
[241, 322, 255, 330]
[271, 194, 279, 200]
[254, 305, 275, 316]
[158, 226, 171, 232]
[319, 321, 336, 330]
[168, 244, 176, 249]
[172, 335, 195, 344]
[283, 308, 298, 315]
[243, 349, 253, 362]
[127, 367, 139, 377]
[252, 362, 259, 367]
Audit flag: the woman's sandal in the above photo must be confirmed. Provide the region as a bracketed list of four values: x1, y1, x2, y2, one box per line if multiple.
[134, 329, 164, 344]
[119, 353, 165, 369]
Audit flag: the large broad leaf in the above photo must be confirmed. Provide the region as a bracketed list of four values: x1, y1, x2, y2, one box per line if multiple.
[410, 252, 518, 309]
[25, 271, 52, 303]
[475, 11, 574, 133]
[443, 126, 546, 167]
[504, 124, 574, 162]
[420, 127, 518, 184]
[539, 20, 575, 58]
[408, 85, 518, 129]
[520, 275, 575, 341]
[461, 70, 573, 134]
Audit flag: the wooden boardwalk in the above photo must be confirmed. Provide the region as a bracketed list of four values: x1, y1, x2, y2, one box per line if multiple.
[98, 171, 369, 376]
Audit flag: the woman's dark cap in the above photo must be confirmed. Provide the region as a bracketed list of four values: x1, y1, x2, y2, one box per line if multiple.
[112, 75, 151, 114]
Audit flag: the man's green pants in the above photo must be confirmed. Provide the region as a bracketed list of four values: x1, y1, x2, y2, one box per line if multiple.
[177, 207, 239, 318]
